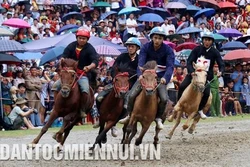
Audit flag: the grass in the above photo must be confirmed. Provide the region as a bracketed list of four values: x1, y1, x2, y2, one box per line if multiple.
[0, 115, 249, 138]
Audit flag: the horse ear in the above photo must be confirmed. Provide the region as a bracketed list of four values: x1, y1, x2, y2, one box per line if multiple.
[139, 66, 144, 73]
[192, 62, 196, 70]
[60, 58, 65, 68]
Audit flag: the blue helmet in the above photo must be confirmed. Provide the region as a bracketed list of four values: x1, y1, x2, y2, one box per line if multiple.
[125, 37, 141, 48]
[149, 27, 167, 39]
[201, 32, 214, 41]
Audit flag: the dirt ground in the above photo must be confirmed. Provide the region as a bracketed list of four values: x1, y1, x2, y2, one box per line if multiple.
[0, 119, 250, 167]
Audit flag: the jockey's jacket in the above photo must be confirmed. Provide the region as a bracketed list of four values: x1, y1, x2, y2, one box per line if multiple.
[62, 41, 99, 71]
[138, 41, 175, 83]
[111, 52, 138, 86]
[187, 45, 225, 81]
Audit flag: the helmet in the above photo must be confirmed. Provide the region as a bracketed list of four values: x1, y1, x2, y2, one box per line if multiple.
[76, 27, 90, 38]
[149, 27, 167, 39]
[201, 32, 214, 41]
[125, 37, 141, 48]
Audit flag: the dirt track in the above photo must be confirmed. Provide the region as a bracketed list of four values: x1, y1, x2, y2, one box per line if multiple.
[0, 119, 250, 167]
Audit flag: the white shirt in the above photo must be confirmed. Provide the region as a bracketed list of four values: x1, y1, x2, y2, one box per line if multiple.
[31, 24, 39, 34]
[111, 37, 123, 44]
[126, 18, 137, 35]
[111, 1, 119, 9]
[83, 24, 92, 31]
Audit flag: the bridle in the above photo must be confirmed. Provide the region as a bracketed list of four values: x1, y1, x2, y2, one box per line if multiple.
[140, 69, 158, 90]
[192, 68, 207, 93]
[113, 72, 130, 96]
[60, 67, 77, 90]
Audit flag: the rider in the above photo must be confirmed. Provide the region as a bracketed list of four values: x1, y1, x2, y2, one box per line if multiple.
[94, 37, 141, 130]
[177, 32, 224, 119]
[52, 27, 98, 118]
[119, 27, 175, 130]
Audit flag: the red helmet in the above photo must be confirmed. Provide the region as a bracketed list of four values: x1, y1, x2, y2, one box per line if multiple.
[76, 28, 90, 38]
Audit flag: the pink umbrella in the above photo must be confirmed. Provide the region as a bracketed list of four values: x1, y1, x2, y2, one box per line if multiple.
[2, 18, 30, 28]
[164, 41, 176, 49]
[95, 45, 121, 56]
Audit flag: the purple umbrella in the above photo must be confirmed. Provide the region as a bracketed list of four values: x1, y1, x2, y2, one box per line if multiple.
[57, 24, 79, 35]
[218, 28, 243, 38]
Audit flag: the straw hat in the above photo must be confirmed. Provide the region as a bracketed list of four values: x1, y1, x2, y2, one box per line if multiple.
[15, 98, 27, 105]
[10, 86, 19, 94]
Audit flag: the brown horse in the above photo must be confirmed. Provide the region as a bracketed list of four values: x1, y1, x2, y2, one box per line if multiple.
[30, 58, 94, 148]
[123, 61, 161, 148]
[166, 59, 212, 139]
[91, 66, 130, 149]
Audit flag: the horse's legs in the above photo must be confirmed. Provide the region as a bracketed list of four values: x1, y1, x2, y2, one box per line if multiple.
[153, 126, 161, 149]
[31, 111, 58, 146]
[182, 111, 197, 130]
[165, 110, 182, 139]
[121, 122, 128, 144]
[135, 123, 150, 146]
[168, 108, 177, 122]
[188, 114, 200, 134]
[52, 121, 66, 143]
[128, 122, 137, 144]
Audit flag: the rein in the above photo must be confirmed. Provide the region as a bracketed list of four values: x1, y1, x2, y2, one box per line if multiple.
[113, 72, 130, 96]
[140, 69, 158, 92]
[61, 67, 78, 89]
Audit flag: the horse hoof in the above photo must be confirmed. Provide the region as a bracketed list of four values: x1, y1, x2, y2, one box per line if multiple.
[56, 144, 63, 153]
[167, 115, 174, 122]
[52, 134, 56, 140]
[165, 134, 172, 140]
[182, 125, 189, 130]
[27, 143, 36, 149]
[135, 139, 141, 146]
[101, 138, 107, 144]
[188, 128, 194, 134]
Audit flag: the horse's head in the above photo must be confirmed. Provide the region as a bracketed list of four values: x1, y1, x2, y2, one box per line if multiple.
[113, 71, 130, 98]
[59, 58, 78, 98]
[192, 62, 208, 93]
[139, 61, 158, 96]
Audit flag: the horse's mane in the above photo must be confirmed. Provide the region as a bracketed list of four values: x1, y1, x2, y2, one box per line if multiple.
[142, 61, 157, 70]
[116, 63, 131, 73]
[59, 58, 77, 69]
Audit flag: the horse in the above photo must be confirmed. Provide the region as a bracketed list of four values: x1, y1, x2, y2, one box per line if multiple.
[30, 58, 94, 149]
[90, 65, 130, 149]
[166, 59, 212, 139]
[122, 61, 161, 148]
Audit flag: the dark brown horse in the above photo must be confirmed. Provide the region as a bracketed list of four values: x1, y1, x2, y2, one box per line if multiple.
[30, 58, 94, 148]
[123, 61, 161, 148]
[91, 66, 130, 149]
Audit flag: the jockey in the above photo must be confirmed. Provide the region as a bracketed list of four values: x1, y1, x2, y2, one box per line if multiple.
[119, 27, 175, 130]
[52, 27, 98, 117]
[177, 32, 224, 119]
[93, 37, 141, 130]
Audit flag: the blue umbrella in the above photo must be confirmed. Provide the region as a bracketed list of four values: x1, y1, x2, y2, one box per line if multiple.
[174, 59, 180, 66]
[14, 52, 43, 60]
[100, 11, 117, 20]
[153, 7, 171, 18]
[138, 13, 164, 22]
[118, 7, 140, 15]
[57, 24, 79, 35]
[171, 0, 192, 6]
[0, 40, 26, 52]
[220, 41, 247, 50]
[40, 46, 65, 65]
[194, 8, 215, 18]
[176, 27, 202, 35]
[62, 12, 83, 22]
[186, 5, 201, 15]
[176, 22, 189, 32]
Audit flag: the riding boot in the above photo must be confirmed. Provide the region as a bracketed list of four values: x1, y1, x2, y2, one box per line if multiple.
[80, 92, 89, 118]
[198, 110, 207, 119]
[155, 102, 166, 130]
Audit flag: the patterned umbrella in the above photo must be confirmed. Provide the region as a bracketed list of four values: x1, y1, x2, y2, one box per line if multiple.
[0, 53, 21, 64]
[2, 18, 30, 28]
[175, 49, 192, 60]
[94, 45, 121, 56]
[0, 40, 26, 52]
[53, 0, 77, 5]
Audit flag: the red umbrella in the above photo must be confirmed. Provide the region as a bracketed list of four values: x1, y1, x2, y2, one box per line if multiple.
[223, 49, 250, 61]
[218, 2, 237, 8]
[198, 0, 219, 9]
[2, 18, 30, 28]
[175, 42, 198, 52]
[164, 41, 176, 49]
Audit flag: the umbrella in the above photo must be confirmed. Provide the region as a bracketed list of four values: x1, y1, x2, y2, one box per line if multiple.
[213, 33, 227, 43]
[0, 53, 21, 64]
[2, 18, 30, 28]
[153, 7, 171, 18]
[194, 8, 215, 19]
[138, 6, 154, 15]
[176, 27, 202, 35]
[223, 49, 250, 61]
[100, 11, 117, 20]
[138, 37, 149, 45]
[175, 42, 198, 52]
[165, 2, 187, 9]
[0, 40, 26, 52]
[170, 0, 192, 6]
[15, 0, 30, 6]
[245, 39, 250, 45]
[138, 13, 164, 23]
[0, 27, 14, 36]
[40, 46, 65, 65]
[53, 0, 77, 5]
[0, 6, 7, 13]
[236, 34, 250, 43]
[57, 24, 79, 35]
[94, 45, 121, 56]
[66, 28, 78, 34]
[176, 22, 189, 32]
[175, 59, 180, 66]
[218, 1, 237, 8]
[175, 49, 192, 60]
[163, 41, 176, 49]
[14, 52, 43, 60]
[62, 12, 83, 22]
[118, 7, 140, 15]
[218, 28, 243, 38]
[198, 0, 219, 9]
[220, 41, 247, 50]
[166, 34, 182, 41]
[186, 5, 201, 15]
[20, 38, 33, 43]
[92, 1, 111, 7]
